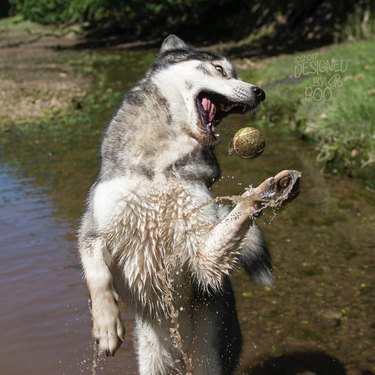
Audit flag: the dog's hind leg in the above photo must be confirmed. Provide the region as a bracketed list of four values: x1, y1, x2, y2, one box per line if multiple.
[79, 229, 125, 356]
[135, 317, 176, 375]
[192, 277, 242, 375]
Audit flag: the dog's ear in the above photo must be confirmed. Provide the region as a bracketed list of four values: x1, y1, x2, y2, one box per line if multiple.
[160, 35, 188, 54]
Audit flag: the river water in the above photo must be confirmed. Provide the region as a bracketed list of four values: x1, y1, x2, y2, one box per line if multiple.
[0, 50, 374, 375]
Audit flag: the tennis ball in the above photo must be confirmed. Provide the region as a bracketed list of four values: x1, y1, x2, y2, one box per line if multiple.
[231, 127, 265, 159]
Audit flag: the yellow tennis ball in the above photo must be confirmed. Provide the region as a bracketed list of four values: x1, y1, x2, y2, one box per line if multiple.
[232, 127, 265, 159]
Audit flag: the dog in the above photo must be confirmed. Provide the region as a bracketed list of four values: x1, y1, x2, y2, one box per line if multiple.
[79, 35, 277, 375]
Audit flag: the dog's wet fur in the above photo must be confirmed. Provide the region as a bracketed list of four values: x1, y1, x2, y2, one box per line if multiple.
[79, 35, 269, 375]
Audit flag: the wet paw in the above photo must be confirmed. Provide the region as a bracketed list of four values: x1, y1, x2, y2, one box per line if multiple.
[242, 170, 301, 214]
[91, 292, 125, 356]
[274, 170, 301, 202]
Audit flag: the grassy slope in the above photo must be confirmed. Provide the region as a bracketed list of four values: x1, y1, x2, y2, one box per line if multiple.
[239, 39, 375, 188]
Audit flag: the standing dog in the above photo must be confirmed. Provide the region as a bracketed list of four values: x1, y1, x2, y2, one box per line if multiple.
[79, 35, 275, 375]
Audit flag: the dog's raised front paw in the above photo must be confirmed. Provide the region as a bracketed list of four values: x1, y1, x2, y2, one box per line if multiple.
[244, 170, 301, 212]
[91, 292, 125, 356]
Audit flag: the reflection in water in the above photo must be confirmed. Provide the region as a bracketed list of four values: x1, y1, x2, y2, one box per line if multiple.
[0, 49, 374, 374]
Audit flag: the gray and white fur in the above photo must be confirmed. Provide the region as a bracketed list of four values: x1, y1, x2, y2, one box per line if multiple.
[79, 35, 270, 375]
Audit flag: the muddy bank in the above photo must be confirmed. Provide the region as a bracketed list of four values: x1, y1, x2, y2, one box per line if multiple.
[0, 22, 88, 127]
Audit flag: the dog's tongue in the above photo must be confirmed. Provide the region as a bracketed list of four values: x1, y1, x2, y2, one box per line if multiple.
[202, 97, 216, 124]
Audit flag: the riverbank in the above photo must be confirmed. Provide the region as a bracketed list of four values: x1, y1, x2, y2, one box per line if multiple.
[0, 17, 89, 128]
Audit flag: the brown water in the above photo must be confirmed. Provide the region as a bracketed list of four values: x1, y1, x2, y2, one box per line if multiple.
[0, 50, 374, 375]
[0, 165, 138, 375]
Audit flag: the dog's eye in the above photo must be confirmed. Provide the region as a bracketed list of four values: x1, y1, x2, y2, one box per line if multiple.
[214, 65, 227, 77]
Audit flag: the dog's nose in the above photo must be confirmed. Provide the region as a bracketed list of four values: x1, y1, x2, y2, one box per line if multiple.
[252, 86, 266, 102]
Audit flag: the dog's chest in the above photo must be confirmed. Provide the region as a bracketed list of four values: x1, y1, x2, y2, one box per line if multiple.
[106, 182, 216, 315]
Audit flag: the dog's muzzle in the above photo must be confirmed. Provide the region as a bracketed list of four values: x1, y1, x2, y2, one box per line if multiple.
[196, 85, 266, 141]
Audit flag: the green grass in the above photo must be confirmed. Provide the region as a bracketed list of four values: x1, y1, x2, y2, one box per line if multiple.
[0, 14, 84, 35]
[0, 15, 43, 31]
[240, 38, 375, 188]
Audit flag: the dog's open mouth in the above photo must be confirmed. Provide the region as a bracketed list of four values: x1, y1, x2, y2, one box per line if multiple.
[196, 92, 252, 138]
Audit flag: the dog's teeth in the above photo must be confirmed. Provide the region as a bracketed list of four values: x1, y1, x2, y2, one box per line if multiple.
[209, 104, 216, 122]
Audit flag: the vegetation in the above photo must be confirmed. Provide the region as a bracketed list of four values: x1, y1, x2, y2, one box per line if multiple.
[6, 0, 375, 45]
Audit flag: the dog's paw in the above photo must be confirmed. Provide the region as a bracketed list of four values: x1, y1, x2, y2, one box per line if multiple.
[91, 292, 125, 356]
[244, 170, 301, 211]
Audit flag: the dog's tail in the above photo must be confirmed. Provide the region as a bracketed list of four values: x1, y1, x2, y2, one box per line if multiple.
[237, 225, 273, 286]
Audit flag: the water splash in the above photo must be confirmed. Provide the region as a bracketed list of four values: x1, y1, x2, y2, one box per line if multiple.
[91, 343, 98, 375]
[158, 267, 194, 375]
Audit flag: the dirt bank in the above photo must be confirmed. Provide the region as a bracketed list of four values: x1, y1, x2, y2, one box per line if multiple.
[0, 21, 88, 127]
